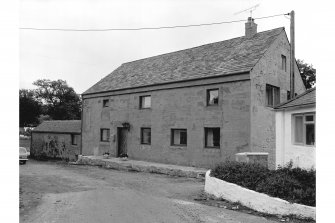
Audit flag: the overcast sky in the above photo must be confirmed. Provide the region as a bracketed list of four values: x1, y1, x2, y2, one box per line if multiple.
[20, 0, 323, 94]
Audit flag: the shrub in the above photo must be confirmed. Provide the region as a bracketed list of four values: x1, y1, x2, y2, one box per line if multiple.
[210, 161, 270, 191]
[211, 161, 315, 206]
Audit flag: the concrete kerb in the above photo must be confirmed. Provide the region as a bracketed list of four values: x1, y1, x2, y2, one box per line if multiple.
[76, 156, 207, 180]
[204, 170, 316, 220]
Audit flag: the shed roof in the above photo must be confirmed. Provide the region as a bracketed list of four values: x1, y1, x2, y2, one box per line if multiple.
[83, 27, 285, 95]
[32, 120, 81, 134]
[275, 88, 316, 110]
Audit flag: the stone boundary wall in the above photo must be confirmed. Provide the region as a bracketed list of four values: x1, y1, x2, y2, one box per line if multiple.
[204, 170, 315, 220]
[77, 156, 206, 179]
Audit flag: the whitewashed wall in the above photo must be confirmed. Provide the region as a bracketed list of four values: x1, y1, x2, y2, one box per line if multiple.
[275, 106, 316, 169]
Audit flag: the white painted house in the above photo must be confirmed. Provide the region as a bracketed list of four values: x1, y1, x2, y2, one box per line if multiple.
[275, 88, 316, 169]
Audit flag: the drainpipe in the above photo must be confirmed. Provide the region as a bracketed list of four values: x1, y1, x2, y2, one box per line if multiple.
[290, 10, 295, 99]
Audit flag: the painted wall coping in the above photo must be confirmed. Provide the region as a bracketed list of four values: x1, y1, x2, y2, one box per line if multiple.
[204, 170, 315, 220]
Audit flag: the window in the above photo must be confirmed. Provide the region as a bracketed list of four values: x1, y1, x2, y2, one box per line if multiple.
[293, 113, 315, 146]
[281, 55, 287, 71]
[207, 89, 219, 106]
[205, 128, 220, 148]
[141, 128, 151, 144]
[287, 91, 291, 100]
[171, 129, 187, 146]
[140, 95, 151, 109]
[100, 128, 110, 142]
[266, 84, 280, 107]
[103, 99, 109, 107]
[71, 134, 79, 145]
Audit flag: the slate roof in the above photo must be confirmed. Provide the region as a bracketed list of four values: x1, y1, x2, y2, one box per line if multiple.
[275, 88, 316, 110]
[32, 120, 81, 134]
[83, 27, 285, 95]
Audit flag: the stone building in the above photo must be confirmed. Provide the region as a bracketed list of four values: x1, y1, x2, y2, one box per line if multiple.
[275, 88, 315, 169]
[81, 18, 305, 169]
[31, 120, 81, 161]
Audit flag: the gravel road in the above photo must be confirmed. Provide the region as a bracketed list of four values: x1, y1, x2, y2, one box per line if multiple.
[20, 160, 278, 223]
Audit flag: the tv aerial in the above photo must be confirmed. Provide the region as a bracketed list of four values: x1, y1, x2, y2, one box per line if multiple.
[234, 4, 260, 18]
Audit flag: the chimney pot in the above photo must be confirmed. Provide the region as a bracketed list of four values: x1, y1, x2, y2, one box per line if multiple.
[245, 17, 257, 38]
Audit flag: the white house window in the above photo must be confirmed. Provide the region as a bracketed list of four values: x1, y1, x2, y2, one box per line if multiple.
[293, 113, 315, 146]
[100, 128, 110, 142]
[205, 127, 220, 148]
[266, 84, 280, 107]
[71, 134, 79, 145]
[140, 95, 151, 109]
[171, 129, 187, 146]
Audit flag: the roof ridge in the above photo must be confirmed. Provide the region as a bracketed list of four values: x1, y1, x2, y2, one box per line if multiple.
[122, 27, 285, 66]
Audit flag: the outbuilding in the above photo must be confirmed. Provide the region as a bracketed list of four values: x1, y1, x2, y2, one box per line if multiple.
[275, 88, 316, 169]
[31, 120, 81, 161]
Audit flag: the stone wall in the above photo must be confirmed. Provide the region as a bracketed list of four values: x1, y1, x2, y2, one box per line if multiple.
[82, 76, 251, 168]
[250, 31, 306, 169]
[31, 132, 81, 161]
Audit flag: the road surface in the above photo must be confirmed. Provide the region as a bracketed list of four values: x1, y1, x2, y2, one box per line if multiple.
[20, 160, 278, 223]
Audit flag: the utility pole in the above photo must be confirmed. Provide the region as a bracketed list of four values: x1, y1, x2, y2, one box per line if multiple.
[290, 10, 295, 99]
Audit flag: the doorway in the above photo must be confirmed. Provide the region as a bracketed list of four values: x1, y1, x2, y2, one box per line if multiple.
[117, 127, 128, 157]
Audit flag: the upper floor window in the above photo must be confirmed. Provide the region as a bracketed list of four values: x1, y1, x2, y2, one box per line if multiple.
[141, 128, 151, 144]
[207, 89, 219, 106]
[266, 84, 280, 107]
[71, 134, 79, 145]
[281, 55, 287, 72]
[293, 113, 315, 146]
[205, 127, 220, 148]
[100, 128, 110, 142]
[140, 95, 151, 109]
[171, 129, 187, 146]
[103, 99, 109, 107]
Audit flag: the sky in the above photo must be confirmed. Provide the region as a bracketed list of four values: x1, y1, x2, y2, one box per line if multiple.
[19, 0, 324, 94]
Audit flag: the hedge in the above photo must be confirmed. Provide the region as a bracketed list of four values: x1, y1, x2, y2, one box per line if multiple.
[210, 161, 315, 206]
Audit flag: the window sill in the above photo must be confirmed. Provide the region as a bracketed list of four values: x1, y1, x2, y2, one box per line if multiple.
[204, 146, 220, 149]
[170, 145, 187, 150]
[139, 108, 152, 110]
[140, 143, 151, 145]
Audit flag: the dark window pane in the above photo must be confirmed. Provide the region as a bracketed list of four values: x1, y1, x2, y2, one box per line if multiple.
[205, 128, 220, 148]
[207, 89, 219, 105]
[281, 55, 287, 71]
[172, 129, 187, 146]
[306, 124, 315, 145]
[287, 91, 291, 100]
[306, 115, 314, 122]
[101, 129, 110, 142]
[274, 87, 280, 106]
[103, 99, 109, 107]
[294, 116, 303, 143]
[141, 128, 151, 144]
[266, 85, 273, 106]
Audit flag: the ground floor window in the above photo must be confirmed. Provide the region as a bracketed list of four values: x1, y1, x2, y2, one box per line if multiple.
[141, 128, 151, 144]
[205, 127, 220, 148]
[100, 128, 110, 142]
[171, 129, 187, 146]
[71, 134, 79, 145]
[293, 113, 315, 146]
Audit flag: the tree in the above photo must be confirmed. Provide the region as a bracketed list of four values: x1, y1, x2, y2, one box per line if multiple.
[19, 89, 41, 127]
[297, 59, 316, 90]
[33, 79, 81, 120]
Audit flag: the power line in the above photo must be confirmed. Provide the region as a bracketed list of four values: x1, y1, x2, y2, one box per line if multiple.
[20, 13, 289, 32]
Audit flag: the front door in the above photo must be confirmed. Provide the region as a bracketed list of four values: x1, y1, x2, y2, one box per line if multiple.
[117, 127, 127, 157]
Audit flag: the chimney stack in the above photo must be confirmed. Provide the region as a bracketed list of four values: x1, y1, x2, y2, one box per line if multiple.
[245, 17, 257, 37]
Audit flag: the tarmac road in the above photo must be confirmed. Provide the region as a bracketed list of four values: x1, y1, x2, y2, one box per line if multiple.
[20, 160, 277, 223]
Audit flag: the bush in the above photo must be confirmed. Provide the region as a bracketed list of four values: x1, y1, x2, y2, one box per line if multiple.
[210, 161, 270, 191]
[211, 161, 315, 206]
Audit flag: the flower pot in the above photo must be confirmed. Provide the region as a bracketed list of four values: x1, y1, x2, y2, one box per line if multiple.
[103, 154, 109, 159]
[120, 157, 128, 161]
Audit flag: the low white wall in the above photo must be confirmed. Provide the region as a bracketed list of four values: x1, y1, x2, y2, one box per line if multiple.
[204, 170, 315, 220]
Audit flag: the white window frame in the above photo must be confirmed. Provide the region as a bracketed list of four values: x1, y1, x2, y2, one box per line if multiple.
[139, 95, 151, 109]
[292, 113, 315, 146]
